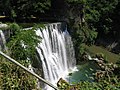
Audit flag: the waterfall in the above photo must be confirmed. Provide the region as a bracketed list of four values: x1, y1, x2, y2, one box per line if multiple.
[0, 30, 8, 53]
[36, 23, 76, 90]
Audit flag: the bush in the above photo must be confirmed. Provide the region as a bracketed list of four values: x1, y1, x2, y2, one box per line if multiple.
[0, 57, 37, 90]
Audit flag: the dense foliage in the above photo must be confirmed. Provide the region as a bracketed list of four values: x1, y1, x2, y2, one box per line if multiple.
[8, 23, 41, 61]
[0, 0, 51, 20]
[65, 0, 120, 62]
[0, 57, 37, 90]
[0, 23, 42, 89]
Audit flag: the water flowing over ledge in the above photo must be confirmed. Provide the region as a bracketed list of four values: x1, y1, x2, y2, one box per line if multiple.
[36, 23, 76, 90]
[0, 30, 8, 53]
[0, 23, 76, 90]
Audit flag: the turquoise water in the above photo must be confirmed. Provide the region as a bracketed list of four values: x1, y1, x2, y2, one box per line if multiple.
[66, 61, 99, 84]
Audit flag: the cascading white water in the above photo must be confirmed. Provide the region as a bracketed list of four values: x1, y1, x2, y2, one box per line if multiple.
[0, 30, 8, 53]
[36, 23, 76, 90]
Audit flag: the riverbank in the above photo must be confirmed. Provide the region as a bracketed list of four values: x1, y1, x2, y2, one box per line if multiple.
[82, 44, 120, 63]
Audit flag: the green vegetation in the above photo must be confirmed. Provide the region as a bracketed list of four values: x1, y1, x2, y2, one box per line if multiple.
[7, 23, 41, 61]
[0, 57, 38, 90]
[0, 0, 51, 20]
[67, 0, 120, 67]
[0, 23, 43, 89]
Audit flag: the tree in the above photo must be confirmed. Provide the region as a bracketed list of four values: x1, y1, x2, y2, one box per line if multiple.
[0, 0, 51, 20]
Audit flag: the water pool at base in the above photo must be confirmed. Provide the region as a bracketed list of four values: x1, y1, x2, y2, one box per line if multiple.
[65, 61, 100, 84]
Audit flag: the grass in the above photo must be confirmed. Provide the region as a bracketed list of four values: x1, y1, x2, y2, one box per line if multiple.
[82, 44, 120, 63]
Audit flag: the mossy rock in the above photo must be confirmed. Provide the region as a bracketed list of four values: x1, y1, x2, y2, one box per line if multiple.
[57, 78, 78, 90]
